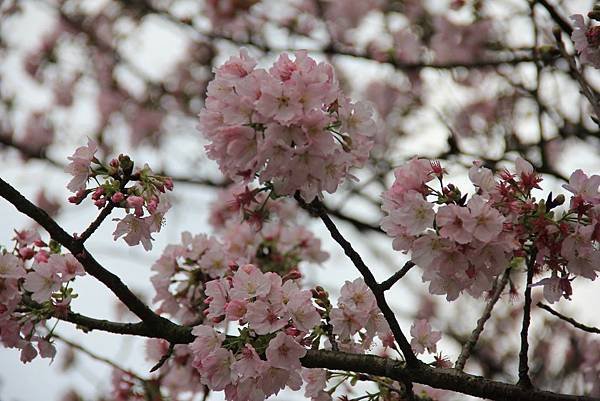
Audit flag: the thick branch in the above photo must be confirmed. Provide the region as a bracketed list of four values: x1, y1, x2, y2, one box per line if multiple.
[45, 294, 600, 401]
[455, 269, 511, 371]
[538, 302, 600, 334]
[302, 350, 598, 401]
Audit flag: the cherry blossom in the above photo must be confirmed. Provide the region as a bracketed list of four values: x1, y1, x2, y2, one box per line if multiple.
[571, 14, 600, 69]
[64, 138, 98, 193]
[410, 319, 442, 355]
[199, 50, 376, 201]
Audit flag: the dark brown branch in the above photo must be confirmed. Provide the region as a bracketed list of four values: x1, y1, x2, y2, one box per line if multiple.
[295, 193, 418, 367]
[380, 261, 416, 292]
[34, 289, 600, 401]
[538, 302, 600, 334]
[150, 342, 175, 372]
[0, 176, 190, 343]
[302, 350, 599, 401]
[518, 251, 537, 388]
[455, 269, 511, 371]
[77, 203, 116, 243]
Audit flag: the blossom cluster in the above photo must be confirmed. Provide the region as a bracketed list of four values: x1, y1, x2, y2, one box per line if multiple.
[0, 230, 84, 363]
[329, 278, 394, 352]
[150, 183, 328, 325]
[381, 157, 600, 303]
[188, 263, 326, 401]
[64, 139, 174, 250]
[145, 182, 334, 399]
[198, 50, 376, 201]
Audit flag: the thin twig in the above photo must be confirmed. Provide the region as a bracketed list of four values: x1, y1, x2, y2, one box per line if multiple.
[455, 269, 511, 371]
[52, 332, 146, 381]
[518, 250, 537, 388]
[380, 261, 416, 292]
[78, 203, 116, 243]
[150, 343, 175, 372]
[538, 302, 600, 334]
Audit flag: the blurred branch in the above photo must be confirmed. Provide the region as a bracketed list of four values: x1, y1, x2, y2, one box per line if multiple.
[538, 302, 600, 334]
[554, 30, 600, 126]
[52, 332, 146, 380]
[535, 0, 573, 35]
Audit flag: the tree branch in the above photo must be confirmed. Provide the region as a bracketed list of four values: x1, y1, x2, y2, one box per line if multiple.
[302, 350, 598, 401]
[34, 291, 599, 401]
[535, 0, 573, 35]
[518, 251, 537, 388]
[295, 193, 418, 367]
[455, 269, 511, 371]
[0, 176, 189, 343]
[380, 261, 416, 292]
[52, 332, 146, 380]
[538, 302, 600, 334]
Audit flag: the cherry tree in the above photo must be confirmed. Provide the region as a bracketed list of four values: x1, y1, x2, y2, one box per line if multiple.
[1, 1, 600, 400]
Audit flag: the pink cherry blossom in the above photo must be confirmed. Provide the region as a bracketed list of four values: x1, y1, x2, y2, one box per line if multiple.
[48, 254, 85, 281]
[0, 254, 25, 279]
[410, 319, 442, 355]
[464, 195, 504, 243]
[265, 332, 307, 370]
[23, 262, 62, 303]
[302, 368, 330, 400]
[571, 14, 600, 69]
[230, 264, 272, 300]
[199, 50, 375, 200]
[436, 204, 473, 244]
[64, 138, 98, 193]
[563, 169, 600, 205]
[198, 348, 236, 391]
[190, 325, 225, 360]
[232, 344, 266, 378]
[112, 214, 154, 251]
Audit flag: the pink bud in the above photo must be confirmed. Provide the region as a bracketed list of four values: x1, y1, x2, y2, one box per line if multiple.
[111, 192, 125, 203]
[146, 198, 158, 214]
[283, 269, 302, 281]
[285, 327, 301, 337]
[164, 177, 174, 191]
[68, 190, 87, 205]
[91, 187, 104, 201]
[211, 315, 225, 324]
[19, 247, 35, 260]
[34, 250, 49, 263]
[94, 198, 106, 208]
